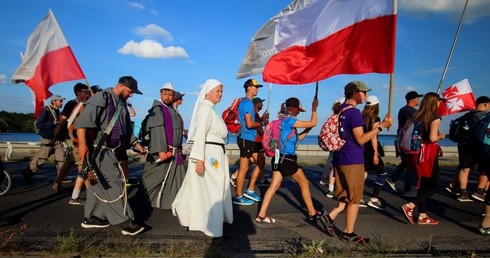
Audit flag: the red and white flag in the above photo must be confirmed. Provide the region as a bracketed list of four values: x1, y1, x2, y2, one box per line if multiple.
[438, 79, 476, 116]
[12, 9, 86, 118]
[262, 0, 396, 85]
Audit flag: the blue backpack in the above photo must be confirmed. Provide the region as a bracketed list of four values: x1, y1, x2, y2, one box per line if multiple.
[469, 112, 490, 157]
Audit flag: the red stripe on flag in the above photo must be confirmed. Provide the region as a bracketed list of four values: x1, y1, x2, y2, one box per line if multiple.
[263, 15, 395, 84]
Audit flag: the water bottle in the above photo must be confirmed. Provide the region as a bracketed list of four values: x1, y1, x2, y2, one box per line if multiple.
[411, 130, 421, 151]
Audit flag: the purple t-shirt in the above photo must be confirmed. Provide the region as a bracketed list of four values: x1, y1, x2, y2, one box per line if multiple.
[333, 104, 365, 166]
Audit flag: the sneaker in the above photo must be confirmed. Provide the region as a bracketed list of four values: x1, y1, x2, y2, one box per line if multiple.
[319, 180, 327, 185]
[325, 190, 334, 199]
[457, 192, 473, 202]
[340, 232, 369, 244]
[471, 191, 486, 202]
[386, 178, 396, 192]
[244, 189, 262, 202]
[401, 204, 414, 224]
[417, 216, 439, 225]
[367, 198, 385, 210]
[230, 175, 237, 187]
[445, 184, 460, 196]
[69, 197, 86, 205]
[121, 220, 145, 236]
[125, 178, 139, 187]
[81, 216, 110, 229]
[255, 215, 276, 224]
[232, 196, 254, 206]
[257, 178, 271, 186]
[307, 210, 326, 221]
[403, 190, 417, 198]
[61, 177, 72, 184]
[51, 183, 62, 193]
[359, 198, 367, 207]
[479, 226, 490, 236]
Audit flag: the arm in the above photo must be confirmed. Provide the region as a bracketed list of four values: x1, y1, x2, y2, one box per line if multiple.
[244, 113, 264, 129]
[293, 99, 318, 137]
[371, 121, 380, 165]
[189, 104, 213, 176]
[352, 114, 393, 145]
[429, 118, 445, 142]
[77, 128, 88, 162]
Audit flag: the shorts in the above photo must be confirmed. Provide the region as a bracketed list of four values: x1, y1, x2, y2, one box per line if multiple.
[64, 139, 81, 166]
[237, 137, 261, 158]
[457, 144, 477, 170]
[334, 164, 365, 204]
[271, 154, 300, 177]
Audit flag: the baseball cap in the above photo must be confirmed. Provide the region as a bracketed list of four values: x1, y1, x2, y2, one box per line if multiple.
[285, 97, 306, 112]
[335, 97, 346, 104]
[175, 91, 185, 100]
[243, 79, 263, 88]
[118, 76, 142, 94]
[252, 97, 266, 104]
[90, 85, 103, 93]
[344, 81, 372, 95]
[160, 82, 175, 91]
[405, 91, 423, 101]
[476, 96, 490, 105]
[51, 94, 65, 102]
[366, 95, 380, 106]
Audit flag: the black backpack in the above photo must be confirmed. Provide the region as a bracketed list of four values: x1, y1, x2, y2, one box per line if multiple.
[448, 110, 484, 143]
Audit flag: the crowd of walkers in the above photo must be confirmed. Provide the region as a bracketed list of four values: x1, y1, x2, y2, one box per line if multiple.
[18, 77, 490, 241]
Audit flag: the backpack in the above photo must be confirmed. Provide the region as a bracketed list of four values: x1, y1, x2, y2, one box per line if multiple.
[262, 119, 295, 157]
[396, 121, 422, 155]
[222, 98, 242, 134]
[469, 112, 490, 157]
[317, 105, 354, 152]
[448, 110, 484, 143]
[33, 106, 57, 135]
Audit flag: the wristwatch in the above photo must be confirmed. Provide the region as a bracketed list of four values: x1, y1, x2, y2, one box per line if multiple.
[377, 126, 383, 132]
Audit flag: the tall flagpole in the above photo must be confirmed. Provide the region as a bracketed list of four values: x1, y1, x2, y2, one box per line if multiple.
[437, 0, 469, 94]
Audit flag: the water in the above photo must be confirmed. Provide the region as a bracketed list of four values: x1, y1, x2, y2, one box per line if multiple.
[0, 133, 456, 147]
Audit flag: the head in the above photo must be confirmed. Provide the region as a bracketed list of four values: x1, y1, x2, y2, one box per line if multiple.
[243, 79, 263, 97]
[344, 81, 371, 105]
[285, 97, 306, 116]
[73, 83, 89, 101]
[90, 85, 103, 98]
[362, 95, 380, 126]
[476, 96, 490, 112]
[50, 94, 65, 109]
[174, 91, 185, 107]
[332, 97, 346, 114]
[203, 79, 223, 104]
[252, 97, 265, 111]
[411, 92, 445, 129]
[405, 91, 423, 107]
[160, 82, 175, 105]
[114, 76, 141, 101]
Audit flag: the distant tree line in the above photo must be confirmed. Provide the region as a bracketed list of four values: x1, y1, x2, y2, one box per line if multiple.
[0, 111, 35, 133]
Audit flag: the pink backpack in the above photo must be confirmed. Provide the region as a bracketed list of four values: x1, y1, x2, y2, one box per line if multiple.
[318, 105, 354, 152]
[262, 119, 295, 157]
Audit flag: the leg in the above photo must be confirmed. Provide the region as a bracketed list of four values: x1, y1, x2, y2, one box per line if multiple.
[291, 168, 316, 216]
[257, 171, 283, 218]
[247, 152, 263, 192]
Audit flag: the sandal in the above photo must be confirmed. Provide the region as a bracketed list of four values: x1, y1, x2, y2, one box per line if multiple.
[340, 232, 369, 244]
[255, 215, 276, 224]
[318, 213, 336, 237]
[479, 226, 490, 236]
[401, 204, 414, 224]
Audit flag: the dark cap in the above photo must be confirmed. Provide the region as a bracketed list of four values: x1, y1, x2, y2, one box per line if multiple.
[344, 81, 372, 95]
[252, 97, 265, 104]
[175, 91, 185, 101]
[285, 97, 306, 112]
[405, 91, 423, 101]
[476, 96, 490, 105]
[90, 85, 103, 93]
[243, 79, 263, 88]
[118, 76, 142, 94]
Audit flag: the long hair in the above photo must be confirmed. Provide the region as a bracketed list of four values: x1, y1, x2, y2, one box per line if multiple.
[406, 92, 440, 129]
[362, 103, 379, 129]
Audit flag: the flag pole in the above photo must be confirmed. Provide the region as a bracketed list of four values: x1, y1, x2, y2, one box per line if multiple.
[266, 82, 272, 113]
[387, 73, 394, 131]
[437, 0, 469, 94]
[315, 82, 318, 100]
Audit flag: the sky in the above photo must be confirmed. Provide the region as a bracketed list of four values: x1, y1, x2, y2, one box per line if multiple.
[1, 0, 490, 135]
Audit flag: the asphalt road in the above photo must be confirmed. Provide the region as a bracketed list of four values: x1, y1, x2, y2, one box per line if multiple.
[0, 157, 488, 256]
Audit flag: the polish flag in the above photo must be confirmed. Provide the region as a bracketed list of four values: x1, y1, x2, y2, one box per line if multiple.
[438, 79, 476, 116]
[262, 0, 396, 85]
[12, 9, 86, 118]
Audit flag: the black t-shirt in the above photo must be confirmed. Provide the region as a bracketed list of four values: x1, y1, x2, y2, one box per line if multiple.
[397, 105, 417, 132]
[60, 99, 79, 139]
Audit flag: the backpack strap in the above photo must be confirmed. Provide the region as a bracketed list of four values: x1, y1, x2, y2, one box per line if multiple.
[338, 105, 354, 140]
[160, 103, 174, 148]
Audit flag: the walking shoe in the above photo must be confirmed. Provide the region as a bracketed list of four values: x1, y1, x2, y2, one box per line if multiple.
[457, 192, 473, 202]
[230, 175, 237, 187]
[386, 178, 396, 192]
[232, 195, 254, 206]
[81, 216, 110, 229]
[255, 215, 276, 224]
[367, 198, 385, 210]
[359, 197, 367, 207]
[417, 216, 439, 225]
[125, 178, 139, 187]
[401, 204, 414, 224]
[307, 210, 326, 222]
[402, 190, 417, 198]
[340, 232, 369, 244]
[325, 190, 334, 199]
[257, 178, 271, 186]
[69, 197, 86, 205]
[244, 189, 262, 202]
[51, 183, 62, 193]
[445, 184, 460, 196]
[61, 177, 72, 184]
[121, 220, 145, 236]
[479, 226, 490, 236]
[471, 191, 486, 202]
[319, 180, 327, 185]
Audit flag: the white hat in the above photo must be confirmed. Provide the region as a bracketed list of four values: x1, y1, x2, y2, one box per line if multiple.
[335, 97, 346, 104]
[160, 82, 174, 91]
[366, 95, 380, 106]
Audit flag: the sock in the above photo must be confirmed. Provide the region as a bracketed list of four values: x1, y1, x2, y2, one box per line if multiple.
[72, 189, 81, 199]
[476, 188, 485, 194]
[328, 184, 334, 192]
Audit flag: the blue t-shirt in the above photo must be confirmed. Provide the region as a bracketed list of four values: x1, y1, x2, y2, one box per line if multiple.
[238, 97, 258, 141]
[333, 104, 365, 166]
[280, 117, 297, 155]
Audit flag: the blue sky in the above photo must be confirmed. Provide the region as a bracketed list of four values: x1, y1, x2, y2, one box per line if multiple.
[1, 0, 489, 135]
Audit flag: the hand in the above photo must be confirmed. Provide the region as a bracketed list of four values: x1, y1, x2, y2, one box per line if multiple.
[439, 133, 446, 140]
[132, 143, 147, 155]
[261, 112, 269, 125]
[159, 151, 172, 161]
[373, 154, 379, 165]
[312, 99, 319, 112]
[195, 159, 205, 176]
[381, 114, 393, 128]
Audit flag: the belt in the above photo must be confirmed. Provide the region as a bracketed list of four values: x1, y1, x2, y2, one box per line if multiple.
[206, 141, 226, 153]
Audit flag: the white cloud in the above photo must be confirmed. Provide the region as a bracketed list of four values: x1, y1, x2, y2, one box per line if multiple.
[133, 24, 173, 41]
[118, 39, 189, 59]
[0, 74, 6, 84]
[399, 0, 490, 23]
[127, 1, 144, 10]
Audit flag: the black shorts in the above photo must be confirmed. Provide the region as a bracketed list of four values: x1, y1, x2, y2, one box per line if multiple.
[237, 137, 262, 158]
[271, 154, 300, 177]
[457, 144, 477, 170]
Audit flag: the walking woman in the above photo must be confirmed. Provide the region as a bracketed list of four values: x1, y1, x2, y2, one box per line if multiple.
[255, 97, 325, 223]
[172, 79, 233, 237]
[401, 92, 446, 225]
